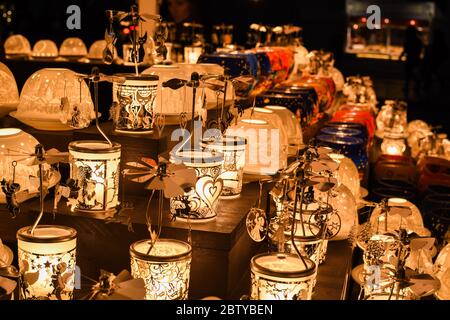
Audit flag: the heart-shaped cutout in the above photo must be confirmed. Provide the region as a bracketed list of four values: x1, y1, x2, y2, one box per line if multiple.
[195, 177, 223, 209]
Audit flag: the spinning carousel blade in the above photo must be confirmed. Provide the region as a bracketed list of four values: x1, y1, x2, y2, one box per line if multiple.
[125, 161, 152, 170]
[406, 273, 441, 297]
[45, 149, 70, 164]
[140, 157, 158, 169]
[316, 147, 334, 155]
[144, 176, 165, 191]
[162, 78, 188, 90]
[310, 160, 339, 172]
[410, 237, 435, 252]
[202, 82, 225, 92]
[167, 162, 188, 172]
[130, 173, 156, 184]
[162, 178, 185, 198]
[309, 176, 338, 192]
[140, 13, 162, 22]
[283, 161, 301, 175]
[123, 169, 152, 176]
[170, 168, 197, 186]
[388, 206, 412, 218]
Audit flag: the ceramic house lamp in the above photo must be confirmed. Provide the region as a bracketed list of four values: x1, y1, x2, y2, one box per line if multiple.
[0, 62, 20, 117]
[32, 40, 58, 58]
[4, 34, 31, 57]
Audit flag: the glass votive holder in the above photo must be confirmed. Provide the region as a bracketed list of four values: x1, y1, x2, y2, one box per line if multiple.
[130, 239, 192, 300]
[201, 135, 247, 199]
[17, 225, 77, 300]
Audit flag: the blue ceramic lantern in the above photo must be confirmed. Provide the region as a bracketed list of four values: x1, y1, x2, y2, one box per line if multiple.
[320, 126, 367, 147]
[316, 134, 368, 172]
[198, 52, 259, 79]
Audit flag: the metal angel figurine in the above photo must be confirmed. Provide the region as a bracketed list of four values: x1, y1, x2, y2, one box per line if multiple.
[123, 156, 197, 253]
[105, 5, 167, 73]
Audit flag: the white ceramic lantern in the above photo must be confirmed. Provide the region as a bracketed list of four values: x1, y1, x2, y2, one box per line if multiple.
[142, 65, 202, 120]
[0, 128, 58, 204]
[170, 150, 224, 221]
[32, 40, 58, 58]
[376, 101, 408, 138]
[201, 135, 247, 199]
[264, 105, 303, 150]
[329, 153, 361, 199]
[12, 68, 95, 131]
[59, 37, 87, 58]
[111, 74, 159, 133]
[68, 141, 121, 215]
[4, 34, 31, 56]
[130, 239, 192, 300]
[226, 119, 285, 175]
[17, 225, 77, 300]
[0, 62, 20, 117]
[250, 253, 316, 300]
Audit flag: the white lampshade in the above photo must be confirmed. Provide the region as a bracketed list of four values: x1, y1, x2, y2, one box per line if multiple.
[264, 105, 303, 149]
[142, 65, 203, 118]
[13, 68, 95, 131]
[329, 153, 361, 200]
[88, 40, 117, 61]
[111, 74, 159, 133]
[4, 34, 31, 56]
[250, 253, 316, 300]
[376, 102, 408, 138]
[17, 225, 77, 300]
[369, 198, 424, 235]
[315, 184, 358, 241]
[68, 141, 121, 215]
[32, 40, 58, 58]
[201, 135, 247, 199]
[226, 119, 286, 175]
[169, 150, 224, 221]
[0, 128, 55, 203]
[130, 239, 192, 300]
[59, 37, 87, 57]
[0, 62, 20, 117]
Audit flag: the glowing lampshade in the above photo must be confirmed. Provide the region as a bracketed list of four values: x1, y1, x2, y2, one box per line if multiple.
[381, 137, 406, 156]
[111, 74, 159, 133]
[330, 67, 345, 92]
[17, 225, 77, 300]
[369, 198, 424, 235]
[13, 68, 95, 131]
[315, 184, 358, 241]
[407, 120, 430, 137]
[264, 105, 303, 149]
[0, 62, 20, 117]
[250, 253, 316, 300]
[242, 108, 288, 155]
[4, 34, 31, 56]
[227, 119, 286, 175]
[32, 40, 58, 58]
[0, 128, 53, 203]
[87, 40, 116, 61]
[142, 65, 202, 117]
[375, 101, 407, 138]
[293, 44, 309, 71]
[435, 269, 450, 300]
[59, 37, 87, 58]
[329, 153, 361, 200]
[184, 46, 203, 64]
[201, 135, 246, 199]
[170, 150, 224, 221]
[130, 239, 192, 300]
[68, 141, 121, 215]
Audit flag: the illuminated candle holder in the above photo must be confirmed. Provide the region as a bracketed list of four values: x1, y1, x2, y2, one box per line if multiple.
[68, 141, 121, 216]
[17, 225, 77, 300]
[170, 150, 224, 221]
[328, 153, 361, 200]
[112, 74, 159, 133]
[32, 40, 58, 58]
[250, 253, 316, 300]
[4, 34, 31, 57]
[226, 119, 285, 175]
[130, 239, 192, 300]
[59, 37, 87, 58]
[201, 135, 247, 199]
[381, 136, 407, 156]
[184, 46, 203, 64]
[264, 105, 303, 149]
